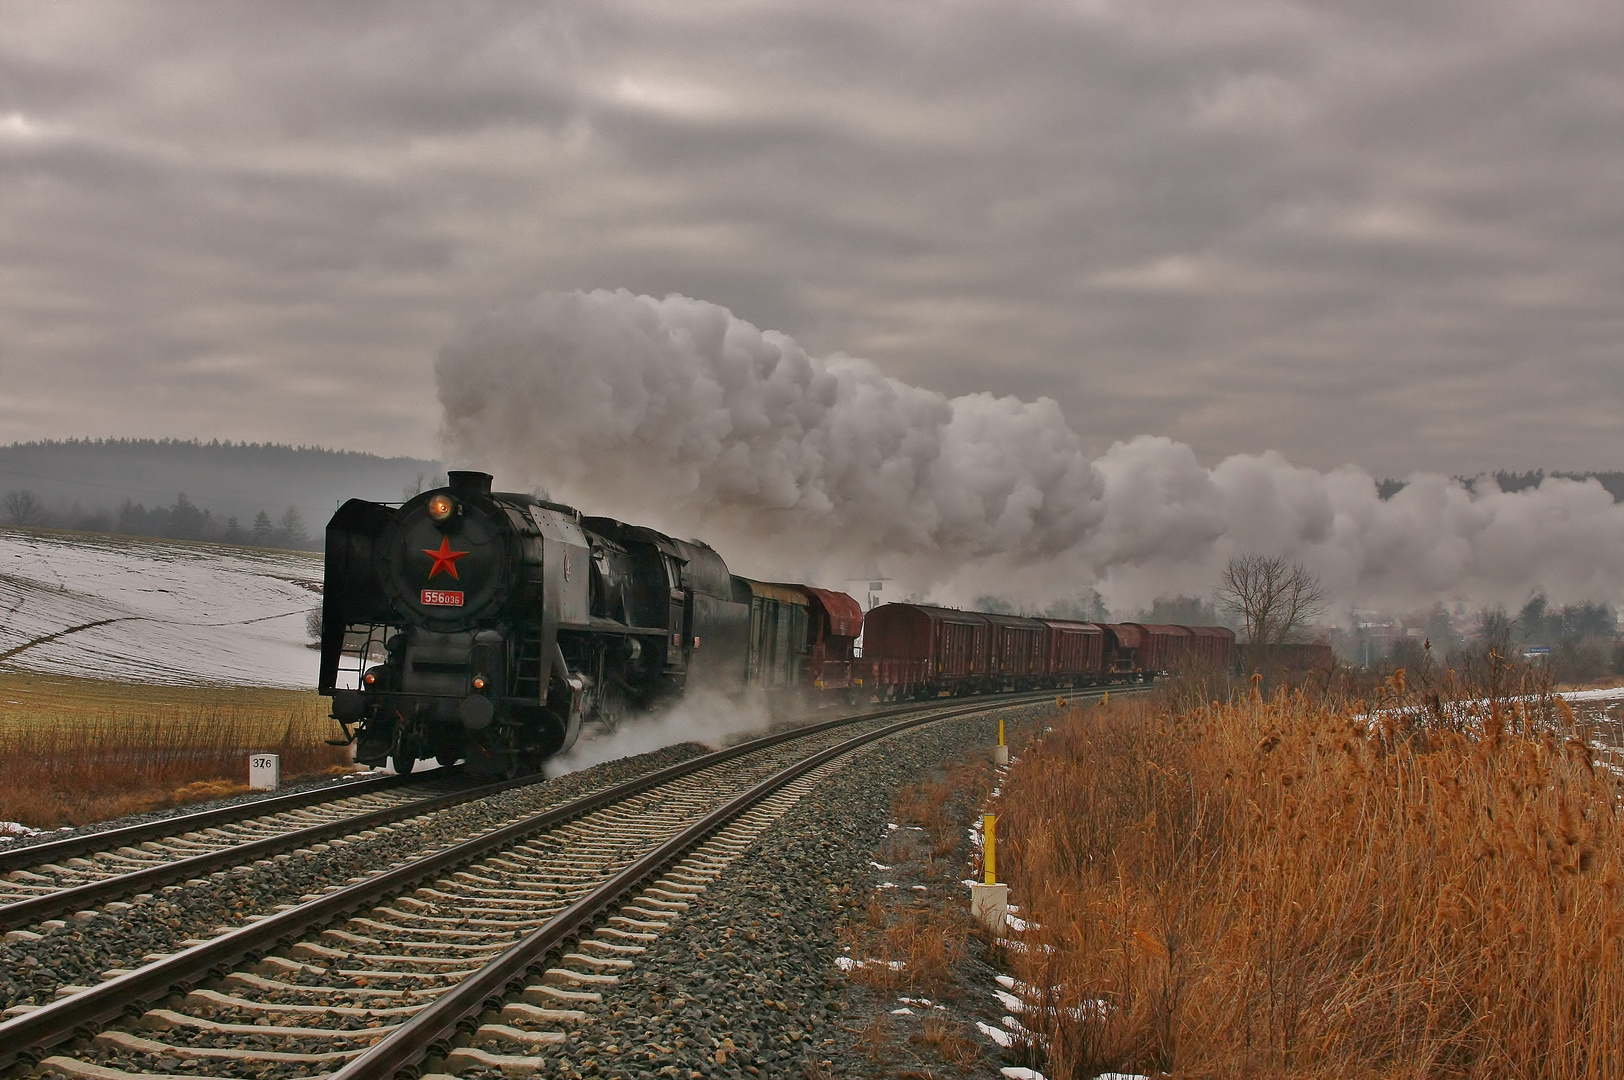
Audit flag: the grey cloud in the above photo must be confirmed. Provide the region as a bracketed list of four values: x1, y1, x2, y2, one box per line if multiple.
[0, 0, 1618, 479]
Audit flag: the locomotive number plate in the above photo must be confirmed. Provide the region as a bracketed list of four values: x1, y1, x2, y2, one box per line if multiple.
[421, 589, 465, 607]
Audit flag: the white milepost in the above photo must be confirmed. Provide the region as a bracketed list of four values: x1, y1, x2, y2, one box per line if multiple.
[248, 754, 280, 792]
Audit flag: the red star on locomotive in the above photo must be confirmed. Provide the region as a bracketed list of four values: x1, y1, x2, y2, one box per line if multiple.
[422, 537, 468, 580]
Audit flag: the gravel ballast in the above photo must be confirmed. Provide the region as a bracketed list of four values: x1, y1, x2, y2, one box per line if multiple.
[451, 701, 1059, 1080]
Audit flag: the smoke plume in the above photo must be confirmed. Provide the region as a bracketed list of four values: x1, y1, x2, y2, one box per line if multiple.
[438, 290, 1624, 614]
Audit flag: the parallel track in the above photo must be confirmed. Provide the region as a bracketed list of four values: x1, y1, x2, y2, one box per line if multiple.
[0, 688, 1098, 1078]
[0, 768, 579, 934]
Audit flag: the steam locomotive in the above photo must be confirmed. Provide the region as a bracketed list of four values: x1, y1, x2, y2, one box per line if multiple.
[318, 471, 1235, 776]
[319, 471, 860, 776]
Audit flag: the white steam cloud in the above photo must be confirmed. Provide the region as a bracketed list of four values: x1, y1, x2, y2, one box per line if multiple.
[438, 289, 1624, 614]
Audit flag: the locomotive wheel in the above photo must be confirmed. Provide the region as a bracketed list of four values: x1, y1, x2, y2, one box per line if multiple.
[390, 723, 420, 776]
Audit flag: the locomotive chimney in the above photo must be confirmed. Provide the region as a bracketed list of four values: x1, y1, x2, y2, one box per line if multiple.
[447, 470, 493, 496]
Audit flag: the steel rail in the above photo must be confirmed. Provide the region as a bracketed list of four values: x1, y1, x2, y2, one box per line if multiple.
[0, 689, 1064, 1070]
[0, 768, 438, 874]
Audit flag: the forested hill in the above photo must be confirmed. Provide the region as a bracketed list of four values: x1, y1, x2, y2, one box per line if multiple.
[0, 439, 442, 550]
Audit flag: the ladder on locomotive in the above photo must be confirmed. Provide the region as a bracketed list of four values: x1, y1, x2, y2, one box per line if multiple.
[513, 631, 545, 700]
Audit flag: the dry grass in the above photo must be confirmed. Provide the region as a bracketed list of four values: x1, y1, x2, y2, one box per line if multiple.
[908, 1016, 982, 1067]
[997, 681, 1624, 1078]
[0, 670, 352, 827]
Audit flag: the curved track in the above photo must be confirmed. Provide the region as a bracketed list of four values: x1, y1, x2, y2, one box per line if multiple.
[0, 689, 1092, 1078]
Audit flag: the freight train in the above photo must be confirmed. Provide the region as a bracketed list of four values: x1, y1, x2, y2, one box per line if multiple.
[318, 472, 1235, 775]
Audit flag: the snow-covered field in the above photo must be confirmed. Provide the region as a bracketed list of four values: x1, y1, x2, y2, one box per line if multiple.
[0, 528, 321, 688]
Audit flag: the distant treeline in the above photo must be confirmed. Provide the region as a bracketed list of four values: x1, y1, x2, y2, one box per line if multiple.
[1376, 470, 1624, 501]
[3, 489, 318, 550]
[0, 437, 444, 552]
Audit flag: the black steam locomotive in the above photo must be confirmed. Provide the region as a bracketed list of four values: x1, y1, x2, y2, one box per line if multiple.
[320, 471, 759, 776]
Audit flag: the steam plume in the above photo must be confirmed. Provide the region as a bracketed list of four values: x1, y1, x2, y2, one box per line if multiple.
[438, 290, 1624, 613]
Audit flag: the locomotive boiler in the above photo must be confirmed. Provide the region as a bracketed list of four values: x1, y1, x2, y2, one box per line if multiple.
[319, 471, 751, 776]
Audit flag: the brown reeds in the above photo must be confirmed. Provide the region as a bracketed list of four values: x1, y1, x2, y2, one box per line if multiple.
[0, 671, 351, 827]
[998, 684, 1624, 1078]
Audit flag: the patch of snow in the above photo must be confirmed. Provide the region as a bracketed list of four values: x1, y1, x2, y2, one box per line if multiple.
[1561, 687, 1624, 702]
[890, 1007, 914, 1015]
[976, 1020, 1015, 1048]
[997, 939, 1055, 954]
[835, 956, 906, 972]
[877, 881, 898, 889]
[897, 997, 940, 1009]
[1006, 912, 1031, 931]
[869, 861, 893, 870]
[0, 821, 40, 838]
[911, 884, 928, 891]
[994, 988, 1023, 1011]
[0, 530, 321, 687]
[1000, 1069, 1046, 1080]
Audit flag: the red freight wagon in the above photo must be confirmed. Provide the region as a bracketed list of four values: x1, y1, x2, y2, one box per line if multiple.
[790, 584, 864, 690]
[1100, 623, 1146, 675]
[1040, 619, 1105, 684]
[1127, 623, 1194, 674]
[984, 613, 1047, 685]
[861, 603, 990, 697]
[1186, 625, 1237, 670]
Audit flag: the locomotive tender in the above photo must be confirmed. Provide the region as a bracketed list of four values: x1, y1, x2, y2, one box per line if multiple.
[318, 471, 1236, 775]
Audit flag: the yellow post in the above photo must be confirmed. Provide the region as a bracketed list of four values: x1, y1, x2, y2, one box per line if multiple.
[983, 813, 997, 885]
[997, 717, 1006, 747]
[1102, 690, 1109, 705]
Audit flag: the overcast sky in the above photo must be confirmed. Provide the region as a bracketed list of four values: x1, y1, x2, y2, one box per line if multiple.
[1, 0, 1618, 477]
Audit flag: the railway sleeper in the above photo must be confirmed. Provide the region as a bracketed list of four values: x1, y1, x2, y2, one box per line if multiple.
[444, 1045, 546, 1076]
[289, 942, 491, 969]
[472, 1022, 567, 1048]
[367, 906, 535, 930]
[523, 983, 601, 1005]
[140, 1007, 401, 1040]
[349, 915, 517, 939]
[559, 951, 634, 971]
[501, 1001, 587, 1024]
[93, 1029, 363, 1063]
[225, 970, 454, 999]
[187, 988, 428, 1017]
[320, 928, 515, 954]
[256, 955, 468, 983]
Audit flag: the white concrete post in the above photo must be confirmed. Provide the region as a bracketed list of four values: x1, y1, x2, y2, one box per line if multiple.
[248, 753, 280, 792]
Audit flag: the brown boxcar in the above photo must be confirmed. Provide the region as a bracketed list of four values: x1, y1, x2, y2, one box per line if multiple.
[1126, 623, 1194, 673]
[984, 613, 1048, 686]
[1039, 619, 1105, 684]
[1187, 625, 1237, 670]
[861, 603, 990, 697]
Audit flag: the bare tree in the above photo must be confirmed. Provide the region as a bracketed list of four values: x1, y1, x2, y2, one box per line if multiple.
[3, 490, 46, 527]
[1217, 553, 1327, 649]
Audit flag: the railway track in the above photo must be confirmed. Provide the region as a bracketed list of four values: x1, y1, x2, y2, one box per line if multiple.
[0, 768, 576, 936]
[0, 688, 1093, 1080]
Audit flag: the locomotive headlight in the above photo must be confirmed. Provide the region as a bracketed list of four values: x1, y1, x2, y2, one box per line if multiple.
[471, 673, 488, 691]
[427, 493, 457, 522]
